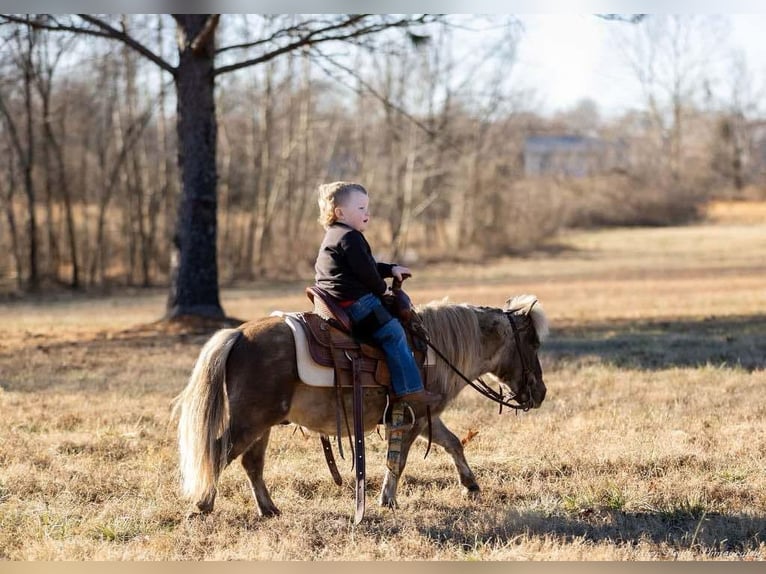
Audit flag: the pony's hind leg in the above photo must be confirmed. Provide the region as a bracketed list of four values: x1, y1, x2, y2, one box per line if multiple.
[241, 428, 281, 517]
[194, 484, 217, 515]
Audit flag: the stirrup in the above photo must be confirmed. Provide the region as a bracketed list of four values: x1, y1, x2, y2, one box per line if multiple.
[383, 396, 415, 433]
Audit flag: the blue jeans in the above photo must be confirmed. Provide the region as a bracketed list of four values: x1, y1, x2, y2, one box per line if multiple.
[346, 293, 423, 397]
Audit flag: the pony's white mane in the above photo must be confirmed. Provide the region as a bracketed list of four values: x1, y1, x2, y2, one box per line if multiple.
[414, 298, 483, 396]
[413, 295, 548, 398]
[506, 294, 550, 341]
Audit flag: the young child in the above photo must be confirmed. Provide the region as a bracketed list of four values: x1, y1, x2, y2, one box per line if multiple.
[314, 181, 441, 413]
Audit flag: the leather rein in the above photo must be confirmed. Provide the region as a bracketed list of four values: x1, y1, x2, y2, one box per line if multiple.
[413, 310, 536, 412]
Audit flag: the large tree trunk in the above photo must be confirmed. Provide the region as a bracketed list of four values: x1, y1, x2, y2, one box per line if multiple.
[166, 15, 224, 319]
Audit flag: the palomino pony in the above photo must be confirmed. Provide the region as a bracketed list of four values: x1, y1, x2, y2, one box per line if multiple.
[174, 294, 549, 518]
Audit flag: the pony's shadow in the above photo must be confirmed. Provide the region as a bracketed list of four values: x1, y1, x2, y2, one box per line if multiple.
[416, 507, 766, 554]
[544, 314, 766, 371]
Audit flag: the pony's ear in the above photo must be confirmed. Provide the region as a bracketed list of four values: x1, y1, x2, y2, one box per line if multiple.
[505, 294, 538, 315]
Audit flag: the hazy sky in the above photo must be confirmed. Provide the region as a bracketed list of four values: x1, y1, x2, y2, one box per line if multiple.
[513, 14, 766, 117]
[4, 10, 763, 121]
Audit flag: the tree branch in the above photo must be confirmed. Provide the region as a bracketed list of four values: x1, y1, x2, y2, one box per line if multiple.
[310, 47, 439, 140]
[1, 15, 177, 76]
[216, 20, 312, 55]
[597, 14, 647, 24]
[76, 15, 176, 75]
[1, 14, 116, 39]
[216, 15, 363, 55]
[214, 14, 434, 77]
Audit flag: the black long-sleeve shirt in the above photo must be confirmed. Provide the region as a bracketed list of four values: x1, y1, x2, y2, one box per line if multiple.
[314, 222, 395, 301]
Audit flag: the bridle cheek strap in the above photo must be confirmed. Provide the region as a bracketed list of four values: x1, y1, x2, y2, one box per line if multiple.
[506, 312, 534, 385]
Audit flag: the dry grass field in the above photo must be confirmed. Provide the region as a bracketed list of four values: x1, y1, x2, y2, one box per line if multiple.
[1, 209, 765, 560]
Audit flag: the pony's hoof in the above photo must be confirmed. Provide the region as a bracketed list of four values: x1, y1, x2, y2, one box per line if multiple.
[463, 485, 481, 498]
[195, 494, 216, 515]
[185, 509, 209, 521]
[378, 496, 398, 509]
[259, 506, 282, 518]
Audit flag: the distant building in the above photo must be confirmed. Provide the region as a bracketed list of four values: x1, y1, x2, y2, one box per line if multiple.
[523, 134, 627, 177]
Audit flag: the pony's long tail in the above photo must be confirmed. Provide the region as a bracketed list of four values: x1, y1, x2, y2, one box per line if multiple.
[173, 328, 242, 508]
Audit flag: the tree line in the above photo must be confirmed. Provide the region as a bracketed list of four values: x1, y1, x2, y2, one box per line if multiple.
[1, 14, 763, 314]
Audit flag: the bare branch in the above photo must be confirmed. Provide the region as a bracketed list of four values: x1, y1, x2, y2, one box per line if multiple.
[214, 14, 434, 77]
[311, 47, 439, 140]
[1, 14, 177, 75]
[597, 14, 647, 24]
[216, 21, 311, 55]
[216, 15, 362, 55]
[77, 15, 176, 75]
[1, 14, 115, 38]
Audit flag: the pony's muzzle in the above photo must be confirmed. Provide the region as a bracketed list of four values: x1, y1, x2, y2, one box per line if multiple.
[530, 379, 546, 408]
[522, 374, 546, 409]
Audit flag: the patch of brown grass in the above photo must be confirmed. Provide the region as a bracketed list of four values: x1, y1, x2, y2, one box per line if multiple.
[1, 221, 765, 560]
[704, 199, 766, 225]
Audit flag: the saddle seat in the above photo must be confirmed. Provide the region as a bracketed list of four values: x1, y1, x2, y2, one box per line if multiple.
[301, 285, 432, 391]
[306, 285, 354, 333]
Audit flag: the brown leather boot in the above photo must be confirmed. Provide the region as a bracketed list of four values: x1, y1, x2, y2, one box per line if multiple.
[397, 389, 442, 416]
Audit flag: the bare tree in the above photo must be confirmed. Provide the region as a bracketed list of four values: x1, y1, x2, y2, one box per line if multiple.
[2, 137, 23, 289]
[0, 13, 437, 318]
[711, 52, 765, 195]
[0, 17, 39, 290]
[308, 16, 526, 259]
[90, 79, 153, 286]
[615, 15, 728, 184]
[34, 30, 80, 287]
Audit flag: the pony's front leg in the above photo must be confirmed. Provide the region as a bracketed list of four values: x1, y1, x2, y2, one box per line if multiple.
[427, 416, 480, 495]
[379, 418, 428, 508]
[241, 428, 281, 517]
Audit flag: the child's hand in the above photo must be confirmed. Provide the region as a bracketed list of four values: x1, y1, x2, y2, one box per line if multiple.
[392, 265, 412, 281]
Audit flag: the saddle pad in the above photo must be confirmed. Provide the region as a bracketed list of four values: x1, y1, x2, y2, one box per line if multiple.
[271, 311, 436, 388]
[271, 311, 334, 387]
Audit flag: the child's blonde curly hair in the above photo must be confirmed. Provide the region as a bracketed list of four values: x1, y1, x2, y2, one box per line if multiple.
[317, 181, 368, 229]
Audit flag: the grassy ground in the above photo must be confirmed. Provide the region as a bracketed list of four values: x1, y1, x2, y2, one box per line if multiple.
[1, 215, 765, 560]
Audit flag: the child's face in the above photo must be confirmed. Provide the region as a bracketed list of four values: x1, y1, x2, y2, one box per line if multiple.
[335, 190, 370, 232]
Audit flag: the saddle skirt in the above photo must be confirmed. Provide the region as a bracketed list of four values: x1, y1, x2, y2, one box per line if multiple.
[271, 310, 435, 389]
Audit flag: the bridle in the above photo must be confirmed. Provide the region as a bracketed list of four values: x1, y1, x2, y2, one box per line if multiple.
[503, 310, 538, 410]
[413, 308, 538, 412]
